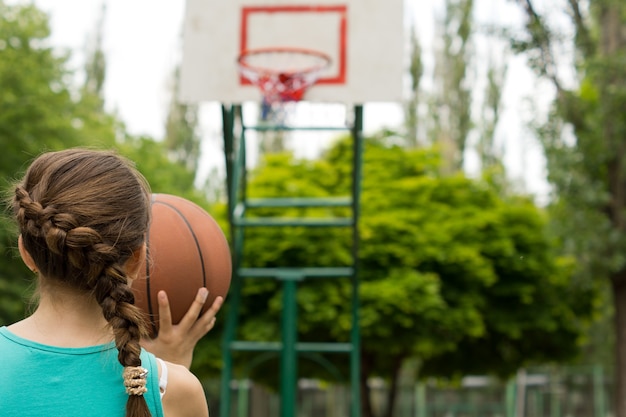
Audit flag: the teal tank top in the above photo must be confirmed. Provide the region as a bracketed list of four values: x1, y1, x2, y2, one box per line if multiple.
[0, 326, 164, 417]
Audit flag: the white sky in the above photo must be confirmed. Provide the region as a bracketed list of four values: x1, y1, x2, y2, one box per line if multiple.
[16, 0, 561, 201]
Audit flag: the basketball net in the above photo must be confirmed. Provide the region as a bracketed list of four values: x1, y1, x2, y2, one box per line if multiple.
[238, 47, 331, 124]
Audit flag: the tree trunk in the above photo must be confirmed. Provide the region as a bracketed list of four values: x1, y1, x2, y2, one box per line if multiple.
[613, 273, 626, 417]
[360, 352, 375, 417]
[359, 351, 407, 417]
[602, 3, 626, 414]
[382, 356, 405, 417]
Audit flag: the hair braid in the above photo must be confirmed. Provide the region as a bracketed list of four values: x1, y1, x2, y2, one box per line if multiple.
[14, 185, 45, 239]
[84, 234, 151, 417]
[11, 149, 153, 417]
[87, 242, 151, 417]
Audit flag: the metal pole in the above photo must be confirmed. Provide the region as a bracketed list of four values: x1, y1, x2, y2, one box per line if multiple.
[220, 104, 236, 417]
[505, 379, 516, 417]
[593, 365, 606, 417]
[220, 104, 245, 417]
[237, 379, 250, 417]
[350, 104, 364, 417]
[280, 276, 300, 417]
[516, 369, 527, 417]
[415, 383, 426, 417]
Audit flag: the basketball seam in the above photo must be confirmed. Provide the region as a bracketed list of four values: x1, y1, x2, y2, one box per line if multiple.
[154, 200, 208, 290]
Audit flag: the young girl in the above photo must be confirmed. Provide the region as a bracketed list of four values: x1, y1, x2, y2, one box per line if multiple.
[0, 149, 222, 417]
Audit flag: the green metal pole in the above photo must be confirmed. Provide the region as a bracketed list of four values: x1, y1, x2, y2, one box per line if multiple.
[536, 389, 544, 417]
[280, 276, 299, 417]
[350, 104, 364, 417]
[237, 105, 248, 206]
[415, 383, 426, 417]
[220, 104, 236, 417]
[593, 364, 606, 417]
[505, 379, 516, 417]
[549, 369, 561, 417]
[236, 379, 250, 417]
[220, 104, 246, 417]
[222, 104, 235, 232]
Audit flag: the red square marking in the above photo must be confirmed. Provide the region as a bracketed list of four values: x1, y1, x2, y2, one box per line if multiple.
[239, 5, 347, 86]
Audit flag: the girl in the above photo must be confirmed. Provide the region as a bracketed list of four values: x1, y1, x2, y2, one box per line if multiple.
[0, 149, 222, 417]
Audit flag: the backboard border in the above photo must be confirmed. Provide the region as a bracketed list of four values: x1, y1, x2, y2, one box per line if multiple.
[239, 5, 347, 86]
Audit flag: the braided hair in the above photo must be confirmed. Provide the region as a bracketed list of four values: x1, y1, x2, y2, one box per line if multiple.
[13, 149, 153, 417]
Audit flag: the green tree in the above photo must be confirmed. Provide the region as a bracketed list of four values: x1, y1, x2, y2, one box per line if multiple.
[429, 0, 474, 172]
[82, 3, 106, 106]
[510, 1, 626, 414]
[0, 1, 114, 325]
[164, 66, 201, 173]
[0, 2, 210, 329]
[226, 136, 590, 417]
[477, 53, 507, 174]
[116, 135, 202, 202]
[404, 22, 423, 148]
[0, 2, 91, 173]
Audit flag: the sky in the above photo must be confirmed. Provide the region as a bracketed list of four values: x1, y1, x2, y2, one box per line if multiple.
[18, 0, 559, 201]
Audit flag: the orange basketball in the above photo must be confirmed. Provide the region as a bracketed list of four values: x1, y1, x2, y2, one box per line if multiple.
[132, 193, 232, 335]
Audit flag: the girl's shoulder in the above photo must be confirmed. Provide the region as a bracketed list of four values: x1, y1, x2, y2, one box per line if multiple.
[160, 360, 209, 417]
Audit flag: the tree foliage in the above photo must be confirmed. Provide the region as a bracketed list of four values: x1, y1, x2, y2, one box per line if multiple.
[223, 135, 591, 417]
[429, 0, 474, 172]
[0, 1, 206, 327]
[405, 22, 423, 148]
[509, 0, 626, 414]
[164, 66, 201, 173]
[0, 1, 114, 324]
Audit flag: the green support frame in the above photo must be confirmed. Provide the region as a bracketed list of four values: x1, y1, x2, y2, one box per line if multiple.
[219, 104, 364, 417]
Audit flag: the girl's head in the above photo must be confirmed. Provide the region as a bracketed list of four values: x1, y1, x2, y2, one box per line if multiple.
[12, 148, 153, 417]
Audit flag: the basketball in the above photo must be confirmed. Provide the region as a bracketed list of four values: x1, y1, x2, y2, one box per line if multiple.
[132, 193, 232, 335]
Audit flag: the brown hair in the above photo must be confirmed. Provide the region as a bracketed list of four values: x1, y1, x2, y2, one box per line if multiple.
[12, 149, 153, 417]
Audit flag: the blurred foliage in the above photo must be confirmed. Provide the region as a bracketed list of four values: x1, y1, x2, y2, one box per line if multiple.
[511, 0, 626, 377]
[0, 2, 602, 404]
[0, 1, 209, 329]
[163, 66, 201, 173]
[220, 135, 593, 389]
[0, 0, 113, 324]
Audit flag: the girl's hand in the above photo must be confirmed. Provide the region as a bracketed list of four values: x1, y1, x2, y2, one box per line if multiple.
[141, 288, 223, 369]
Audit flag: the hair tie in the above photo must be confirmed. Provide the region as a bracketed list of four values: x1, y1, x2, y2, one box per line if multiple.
[123, 366, 148, 396]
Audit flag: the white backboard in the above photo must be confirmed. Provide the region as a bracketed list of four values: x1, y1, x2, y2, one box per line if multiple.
[179, 0, 405, 104]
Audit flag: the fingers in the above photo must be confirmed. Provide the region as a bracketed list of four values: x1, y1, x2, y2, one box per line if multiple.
[178, 287, 210, 329]
[204, 296, 224, 318]
[185, 295, 223, 341]
[198, 296, 223, 330]
[157, 290, 173, 331]
[144, 288, 223, 365]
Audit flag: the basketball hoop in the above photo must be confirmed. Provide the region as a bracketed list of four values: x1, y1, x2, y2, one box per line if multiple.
[238, 47, 332, 104]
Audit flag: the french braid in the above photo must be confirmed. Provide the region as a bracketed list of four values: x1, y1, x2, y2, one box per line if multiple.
[12, 149, 153, 417]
